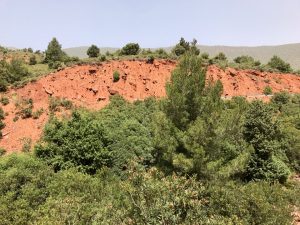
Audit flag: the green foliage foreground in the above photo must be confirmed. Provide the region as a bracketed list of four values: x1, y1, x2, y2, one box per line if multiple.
[0, 53, 300, 224]
[0, 154, 299, 225]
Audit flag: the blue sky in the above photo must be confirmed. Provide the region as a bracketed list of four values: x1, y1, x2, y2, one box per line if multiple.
[1, 0, 300, 50]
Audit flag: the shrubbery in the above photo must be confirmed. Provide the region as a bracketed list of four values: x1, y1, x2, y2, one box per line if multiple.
[29, 55, 37, 65]
[36, 96, 157, 174]
[172, 37, 200, 56]
[0, 53, 299, 224]
[113, 70, 120, 82]
[0, 59, 31, 91]
[263, 86, 272, 95]
[267, 55, 292, 73]
[0, 154, 298, 224]
[120, 43, 140, 55]
[87, 44, 100, 58]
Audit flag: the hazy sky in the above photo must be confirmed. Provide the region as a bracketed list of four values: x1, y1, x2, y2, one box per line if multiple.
[1, 0, 300, 50]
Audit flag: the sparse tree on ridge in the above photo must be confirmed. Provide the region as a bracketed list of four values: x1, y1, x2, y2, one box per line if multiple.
[87, 45, 100, 58]
[45, 38, 65, 63]
[120, 43, 140, 55]
[172, 38, 200, 56]
[267, 55, 292, 73]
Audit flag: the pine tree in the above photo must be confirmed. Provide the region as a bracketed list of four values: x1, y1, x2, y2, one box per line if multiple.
[45, 38, 64, 63]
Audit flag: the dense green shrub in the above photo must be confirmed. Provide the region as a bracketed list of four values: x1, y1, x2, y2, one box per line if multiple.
[87, 44, 100, 58]
[32, 108, 44, 119]
[113, 70, 120, 82]
[36, 97, 157, 174]
[29, 55, 37, 65]
[15, 98, 34, 119]
[263, 85, 273, 95]
[267, 55, 292, 73]
[48, 97, 73, 112]
[172, 37, 200, 56]
[35, 111, 112, 174]
[120, 43, 140, 55]
[0, 59, 31, 91]
[201, 52, 209, 59]
[48, 61, 62, 69]
[233, 55, 261, 69]
[0, 153, 297, 224]
[0, 53, 296, 224]
[271, 91, 290, 110]
[243, 101, 290, 183]
[0, 96, 9, 105]
[155, 48, 168, 57]
[0, 154, 53, 224]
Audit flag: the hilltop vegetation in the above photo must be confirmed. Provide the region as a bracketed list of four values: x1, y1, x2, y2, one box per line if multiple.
[63, 42, 300, 70]
[0, 37, 298, 94]
[0, 49, 299, 224]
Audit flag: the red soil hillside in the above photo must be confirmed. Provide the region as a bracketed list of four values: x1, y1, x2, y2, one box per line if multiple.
[1, 59, 300, 152]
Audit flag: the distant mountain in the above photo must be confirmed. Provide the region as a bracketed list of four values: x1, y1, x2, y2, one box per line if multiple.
[63, 43, 300, 70]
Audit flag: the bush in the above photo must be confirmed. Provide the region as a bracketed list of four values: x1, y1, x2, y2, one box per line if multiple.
[20, 107, 32, 119]
[36, 97, 156, 174]
[267, 55, 292, 73]
[233, 55, 261, 69]
[263, 86, 272, 95]
[201, 52, 209, 59]
[0, 59, 31, 91]
[0, 96, 9, 105]
[0, 79, 8, 92]
[0, 107, 5, 120]
[16, 98, 33, 119]
[0, 154, 53, 224]
[120, 43, 140, 55]
[49, 97, 73, 112]
[155, 48, 168, 57]
[145, 55, 154, 64]
[172, 38, 200, 56]
[243, 101, 290, 183]
[21, 137, 32, 152]
[32, 108, 44, 119]
[48, 61, 62, 69]
[271, 91, 290, 105]
[99, 55, 106, 62]
[214, 52, 227, 61]
[113, 71, 120, 82]
[0, 147, 6, 156]
[29, 55, 37, 65]
[87, 45, 100, 58]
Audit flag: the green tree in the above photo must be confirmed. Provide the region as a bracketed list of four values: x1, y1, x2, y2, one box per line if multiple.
[44, 38, 65, 63]
[163, 53, 222, 130]
[172, 38, 200, 56]
[120, 43, 140, 55]
[0, 154, 53, 224]
[234, 55, 261, 68]
[214, 52, 227, 61]
[243, 101, 290, 183]
[35, 97, 157, 174]
[87, 44, 100, 58]
[267, 55, 292, 73]
[0, 59, 30, 91]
